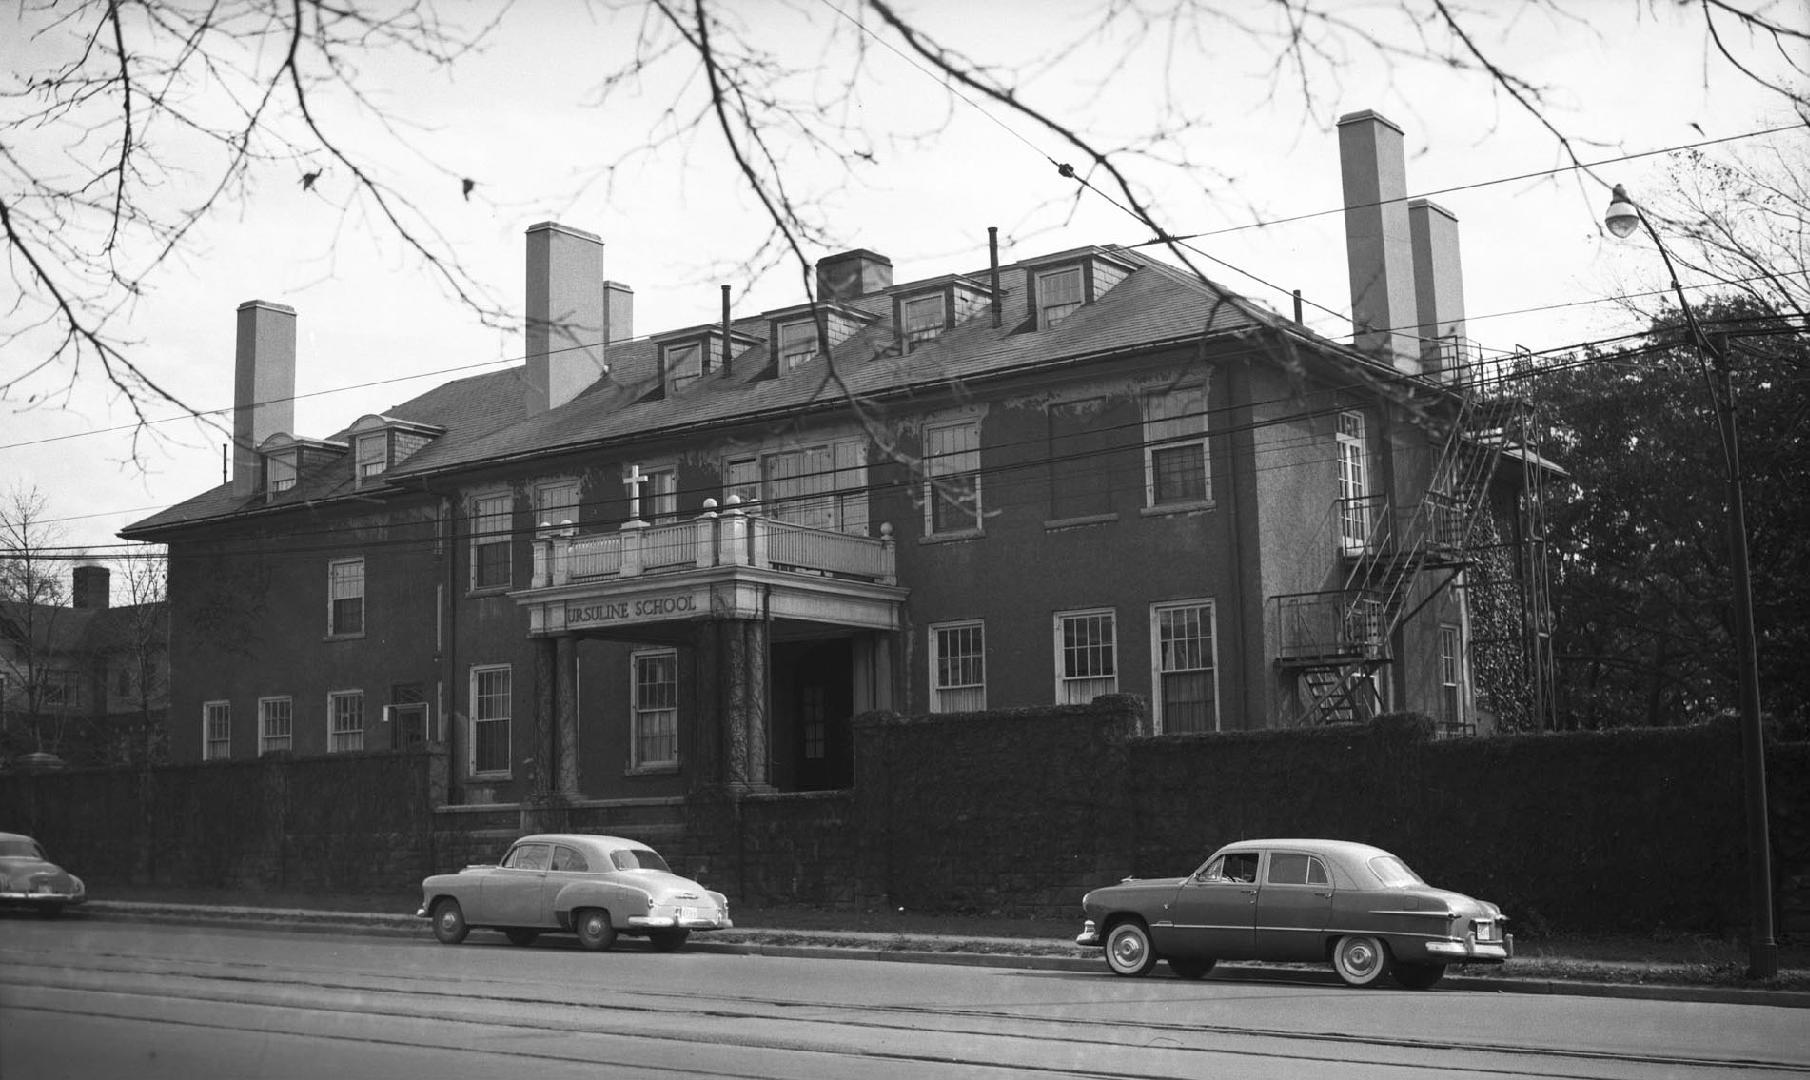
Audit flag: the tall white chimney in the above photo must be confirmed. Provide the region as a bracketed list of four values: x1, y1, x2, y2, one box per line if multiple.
[1337, 110, 1420, 373]
[1409, 198, 1467, 381]
[231, 300, 297, 498]
[525, 222, 607, 416]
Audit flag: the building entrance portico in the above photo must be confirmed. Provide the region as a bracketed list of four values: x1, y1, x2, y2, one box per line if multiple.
[512, 499, 904, 800]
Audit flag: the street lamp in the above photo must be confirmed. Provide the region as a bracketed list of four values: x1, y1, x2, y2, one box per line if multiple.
[1603, 183, 1776, 980]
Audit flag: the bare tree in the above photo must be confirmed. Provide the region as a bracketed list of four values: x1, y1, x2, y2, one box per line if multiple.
[0, 485, 84, 759]
[112, 547, 169, 767]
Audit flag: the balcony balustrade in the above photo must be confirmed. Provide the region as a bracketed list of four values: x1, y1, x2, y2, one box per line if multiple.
[529, 500, 895, 591]
[1273, 591, 1384, 663]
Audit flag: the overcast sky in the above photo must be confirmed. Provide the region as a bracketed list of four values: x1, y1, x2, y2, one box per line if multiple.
[4, 0, 1805, 575]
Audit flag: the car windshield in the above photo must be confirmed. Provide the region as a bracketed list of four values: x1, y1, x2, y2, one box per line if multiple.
[1367, 855, 1425, 888]
[0, 839, 42, 858]
[610, 848, 672, 873]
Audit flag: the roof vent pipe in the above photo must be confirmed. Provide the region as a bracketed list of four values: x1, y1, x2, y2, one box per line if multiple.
[721, 285, 733, 375]
[988, 227, 1002, 328]
[1293, 289, 1304, 325]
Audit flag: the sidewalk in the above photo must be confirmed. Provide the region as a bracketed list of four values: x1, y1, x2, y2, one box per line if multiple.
[65, 889, 1810, 1010]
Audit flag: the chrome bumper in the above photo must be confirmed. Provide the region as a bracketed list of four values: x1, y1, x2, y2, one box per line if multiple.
[627, 913, 733, 931]
[1425, 932, 1514, 961]
[1075, 919, 1101, 948]
[0, 890, 84, 905]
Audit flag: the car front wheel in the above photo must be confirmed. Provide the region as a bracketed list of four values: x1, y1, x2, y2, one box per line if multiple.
[1104, 920, 1158, 977]
[1391, 961, 1446, 990]
[1332, 934, 1391, 987]
[431, 899, 468, 945]
[574, 908, 617, 952]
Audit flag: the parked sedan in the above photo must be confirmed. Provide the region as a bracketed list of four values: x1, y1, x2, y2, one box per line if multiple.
[418, 833, 731, 952]
[1076, 838, 1510, 988]
[0, 831, 86, 917]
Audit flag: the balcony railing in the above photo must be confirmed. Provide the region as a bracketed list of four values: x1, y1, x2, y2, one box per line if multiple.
[1274, 590, 1384, 662]
[531, 502, 895, 589]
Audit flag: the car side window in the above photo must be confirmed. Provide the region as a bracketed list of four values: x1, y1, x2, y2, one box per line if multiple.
[1268, 853, 1309, 885]
[1203, 853, 1258, 883]
[1306, 856, 1329, 886]
[504, 843, 552, 871]
[551, 846, 588, 873]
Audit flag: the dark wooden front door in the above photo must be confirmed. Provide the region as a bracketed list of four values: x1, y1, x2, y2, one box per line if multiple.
[775, 638, 854, 791]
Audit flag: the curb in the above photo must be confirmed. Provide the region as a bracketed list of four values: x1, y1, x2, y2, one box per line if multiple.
[77, 901, 1810, 1009]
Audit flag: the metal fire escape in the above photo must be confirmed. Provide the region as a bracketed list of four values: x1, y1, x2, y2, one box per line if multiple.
[1272, 352, 1556, 731]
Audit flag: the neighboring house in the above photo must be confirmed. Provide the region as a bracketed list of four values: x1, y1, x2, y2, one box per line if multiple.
[122, 111, 1554, 807]
[0, 566, 170, 767]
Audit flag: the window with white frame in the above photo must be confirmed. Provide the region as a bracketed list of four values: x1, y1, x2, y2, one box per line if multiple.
[1153, 601, 1217, 733]
[328, 690, 364, 753]
[265, 452, 297, 494]
[924, 420, 981, 535]
[471, 493, 512, 590]
[536, 479, 580, 535]
[1337, 411, 1370, 549]
[777, 320, 820, 370]
[470, 665, 511, 775]
[726, 440, 869, 534]
[902, 294, 947, 344]
[356, 432, 387, 481]
[725, 457, 760, 510]
[203, 700, 231, 760]
[1055, 609, 1117, 703]
[644, 465, 679, 523]
[328, 557, 364, 636]
[1036, 266, 1084, 327]
[1144, 385, 1210, 506]
[1439, 624, 1464, 730]
[259, 696, 293, 755]
[929, 621, 986, 713]
[631, 650, 679, 769]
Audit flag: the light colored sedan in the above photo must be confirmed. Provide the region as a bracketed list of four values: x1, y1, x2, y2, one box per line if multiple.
[1076, 838, 1511, 988]
[0, 832, 86, 917]
[418, 833, 731, 952]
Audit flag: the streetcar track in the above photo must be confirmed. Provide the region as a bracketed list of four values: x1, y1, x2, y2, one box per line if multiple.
[3, 945, 1802, 1078]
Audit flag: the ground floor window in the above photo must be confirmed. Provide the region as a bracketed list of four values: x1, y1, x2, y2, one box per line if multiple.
[1439, 624, 1468, 735]
[258, 696, 293, 755]
[1152, 600, 1218, 733]
[471, 665, 511, 775]
[203, 700, 231, 760]
[328, 690, 364, 753]
[1055, 608, 1117, 703]
[930, 621, 986, 713]
[631, 650, 679, 769]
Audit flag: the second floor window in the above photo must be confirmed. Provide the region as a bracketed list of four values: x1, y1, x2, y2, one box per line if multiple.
[930, 621, 986, 714]
[536, 480, 580, 535]
[203, 701, 231, 760]
[328, 557, 364, 636]
[924, 421, 981, 535]
[1056, 609, 1117, 704]
[1338, 410, 1371, 549]
[471, 494, 512, 590]
[259, 696, 293, 755]
[1145, 386, 1209, 506]
[632, 650, 679, 769]
[329, 691, 364, 753]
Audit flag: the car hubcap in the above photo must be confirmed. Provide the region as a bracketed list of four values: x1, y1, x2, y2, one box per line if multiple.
[1111, 932, 1144, 967]
[439, 912, 456, 933]
[1345, 940, 1378, 974]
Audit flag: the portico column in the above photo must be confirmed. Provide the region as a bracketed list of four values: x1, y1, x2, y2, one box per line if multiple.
[719, 618, 770, 791]
[529, 635, 557, 807]
[556, 636, 580, 797]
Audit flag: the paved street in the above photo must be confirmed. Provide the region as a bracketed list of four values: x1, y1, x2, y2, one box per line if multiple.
[3, 918, 1806, 1078]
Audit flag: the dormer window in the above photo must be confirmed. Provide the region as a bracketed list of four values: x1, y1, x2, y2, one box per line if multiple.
[664, 341, 704, 389]
[902, 294, 946, 344]
[777, 320, 819, 371]
[891, 275, 994, 351]
[1024, 249, 1136, 330]
[356, 433, 387, 480]
[266, 452, 298, 494]
[345, 414, 445, 487]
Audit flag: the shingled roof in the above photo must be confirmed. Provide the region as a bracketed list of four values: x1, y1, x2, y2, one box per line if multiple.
[122, 244, 1335, 539]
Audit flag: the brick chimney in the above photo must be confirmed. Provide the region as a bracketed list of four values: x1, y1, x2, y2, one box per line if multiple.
[815, 249, 893, 302]
[72, 565, 110, 610]
[1409, 198, 1467, 380]
[1337, 111, 1419, 373]
[524, 222, 608, 416]
[604, 280, 634, 345]
[232, 300, 298, 498]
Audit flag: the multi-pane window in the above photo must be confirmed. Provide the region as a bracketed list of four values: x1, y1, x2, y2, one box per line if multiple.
[924, 421, 981, 535]
[930, 621, 986, 713]
[536, 479, 580, 535]
[328, 691, 364, 753]
[203, 701, 231, 760]
[903, 294, 947, 344]
[1153, 601, 1217, 733]
[777, 320, 820, 370]
[328, 557, 364, 636]
[728, 442, 868, 534]
[1337, 411, 1370, 550]
[471, 665, 511, 775]
[471, 493, 512, 590]
[1036, 267, 1084, 327]
[1144, 386, 1210, 506]
[259, 696, 293, 755]
[1055, 609, 1117, 703]
[632, 650, 679, 768]
[356, 432, 386, 481]
[1439, 624, 1464, 731]
[266, 452, 297, 494]
[645, 466, 679, 524]
[725, 457, 760, 509]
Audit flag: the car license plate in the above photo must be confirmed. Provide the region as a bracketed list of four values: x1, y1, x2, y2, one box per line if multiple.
[34, 883, 51, 894]
[678, 906, 697, 922]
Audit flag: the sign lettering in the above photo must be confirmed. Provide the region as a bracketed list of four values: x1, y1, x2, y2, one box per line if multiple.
[567, 591, 699, 628]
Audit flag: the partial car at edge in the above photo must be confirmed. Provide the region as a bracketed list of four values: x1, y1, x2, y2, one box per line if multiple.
[0, 831, 86, 917]
[1075, 838, 1510, 989]
[417, 833, 731, 952]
